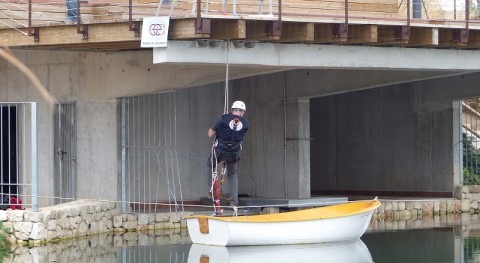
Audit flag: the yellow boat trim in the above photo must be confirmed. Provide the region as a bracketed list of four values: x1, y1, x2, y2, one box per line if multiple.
[187, 199, 381, 223]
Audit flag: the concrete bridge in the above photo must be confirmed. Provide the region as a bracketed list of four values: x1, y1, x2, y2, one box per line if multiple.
[0, 0, 479, 209]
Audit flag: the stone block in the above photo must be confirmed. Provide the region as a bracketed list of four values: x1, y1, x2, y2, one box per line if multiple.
[47, 220, 57, 231]
[138, 214, 150, 226]
[462, 200, 471, 213]
[29, 223, 46, 240]
[447, 200, 456, 213]
[421, 202, 434, 215]
[113, 215, 123, 228]
[66, 207, 81, 217]
[439, 201, 447, 212]
[454, 200, 462, 213]
[384, 202, 392, 211]
[86, 205, 95, 214]
[78, 221, 88, 236]
[405, 202, 416, 211]
[24, 211, 43, 222]
[0, 211, 6, 221]
[122, 221, 137, 230]
[80, 206, 88, 218]
[6, 210, 24, 222]
[126, 214, 137, 221]
[414, 202, 422, 210]
[169, 213, 182, 223]
[472, 201, 479, 210]
[469, 185, 480, 193]
[398, 202, 405, 211]
[391, 202, 398, 211]
[156, 213, 169, 222]
[433, 201, 440, 213]
[94, 204, 102, 213]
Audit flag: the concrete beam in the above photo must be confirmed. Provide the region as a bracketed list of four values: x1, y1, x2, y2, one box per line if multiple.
[154, 40, 480, 71]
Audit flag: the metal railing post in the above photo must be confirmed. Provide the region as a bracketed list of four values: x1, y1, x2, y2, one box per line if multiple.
[31, 102, 38, 212]
[121, 99, 127, 212]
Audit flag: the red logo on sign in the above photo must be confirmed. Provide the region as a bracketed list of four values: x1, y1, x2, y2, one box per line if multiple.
[149, 24, 165, 36]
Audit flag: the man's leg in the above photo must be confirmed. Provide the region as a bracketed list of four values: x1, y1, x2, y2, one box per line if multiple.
[65, 0, 78, 21]
[206, 154, 214, 197]
[226, 161, 238, 206]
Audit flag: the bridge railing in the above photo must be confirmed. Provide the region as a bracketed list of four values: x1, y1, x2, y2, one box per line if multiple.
[0, 0, 479, 31]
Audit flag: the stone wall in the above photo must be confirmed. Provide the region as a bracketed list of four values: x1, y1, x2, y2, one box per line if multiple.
[3, 191, 480, 245]
[2, 229, 189, 263]
[370, 185, 480, 221]
[0, 200, 192, 245]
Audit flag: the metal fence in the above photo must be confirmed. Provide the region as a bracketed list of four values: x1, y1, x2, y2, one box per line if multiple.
[120, 92, 184, 213]
[462, 101, 480, 185]
[0, 102, 38, 211]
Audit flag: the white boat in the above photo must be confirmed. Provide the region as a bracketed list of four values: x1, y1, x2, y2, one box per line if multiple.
[186, 199, 380, 246]
[187, 240, 373, 263]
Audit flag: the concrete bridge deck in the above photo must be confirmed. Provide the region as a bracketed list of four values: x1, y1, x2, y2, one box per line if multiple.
[1, 0, 480, 51]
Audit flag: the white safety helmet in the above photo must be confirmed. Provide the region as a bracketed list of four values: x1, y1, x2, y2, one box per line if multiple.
[231, 101, 246, 111]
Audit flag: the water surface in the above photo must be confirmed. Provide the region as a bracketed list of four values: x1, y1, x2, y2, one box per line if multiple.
[5, 215, 480, 263]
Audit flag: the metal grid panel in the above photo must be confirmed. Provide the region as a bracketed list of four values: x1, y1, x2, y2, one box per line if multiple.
[462, 100, 480, 185]
[0, 102, 37, 211]
[54, 103, 77, 204]
[120, 92, 183, 213]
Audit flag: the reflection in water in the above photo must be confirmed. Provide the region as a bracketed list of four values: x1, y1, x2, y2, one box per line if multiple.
[187, 240, 373, 263]
[363, 228, 456, 263]
[7, 216, 480, 262]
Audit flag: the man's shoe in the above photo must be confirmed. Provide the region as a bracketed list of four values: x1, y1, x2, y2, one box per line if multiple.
[229, 201, 238, 207]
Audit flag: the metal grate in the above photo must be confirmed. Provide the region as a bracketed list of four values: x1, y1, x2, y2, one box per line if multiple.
[120, 92, 184, 213]
[54, 102, 77, 204]
[462, 100, 480, 185]
[0, 102, 38, 211]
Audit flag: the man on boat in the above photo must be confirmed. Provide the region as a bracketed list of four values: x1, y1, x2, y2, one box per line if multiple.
[207, 101, 249, 207]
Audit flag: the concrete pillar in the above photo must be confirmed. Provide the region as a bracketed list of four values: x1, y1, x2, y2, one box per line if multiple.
[298, 98, 311, 198]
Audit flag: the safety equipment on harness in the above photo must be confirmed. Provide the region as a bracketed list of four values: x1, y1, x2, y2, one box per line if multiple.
[231, 101, 246, 111]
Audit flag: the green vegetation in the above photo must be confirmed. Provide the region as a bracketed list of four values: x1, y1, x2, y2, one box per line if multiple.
[463, 132, 480, 185]
[0, 222, 11, 262]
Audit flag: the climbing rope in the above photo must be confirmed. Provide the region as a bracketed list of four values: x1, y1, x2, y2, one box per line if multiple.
[224, 40, 230, 114]
[210, 40, 232, 216]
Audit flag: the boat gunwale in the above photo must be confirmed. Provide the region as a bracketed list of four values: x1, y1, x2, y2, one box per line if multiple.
[186, 199, 380, 223]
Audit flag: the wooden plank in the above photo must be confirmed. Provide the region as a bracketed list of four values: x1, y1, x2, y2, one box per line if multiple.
[169, 18, 210, 39]
[376, 25, 409, 45]
[280, 22, 314, 42]
[408, 27, 438, 46]
[198, 217, 209, 234]
[438, 28, 467, 47]
[313, 23, 347, 43]
[40, 40, 141, 51]
[468, 30, 480, 48]
[245, 20, 281, 41]
[344, 24, 377, 44]
[0, 22, 139, 46]
[210, 19, 246, 39]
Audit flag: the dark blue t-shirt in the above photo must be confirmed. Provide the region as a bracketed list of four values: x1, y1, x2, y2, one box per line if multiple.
[211, 113, 249, 143]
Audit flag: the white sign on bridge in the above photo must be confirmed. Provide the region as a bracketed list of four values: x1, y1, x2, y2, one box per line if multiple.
[141, 16, 170, 48]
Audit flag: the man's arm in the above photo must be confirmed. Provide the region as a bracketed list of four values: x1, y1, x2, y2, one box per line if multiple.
[208, 128, 216, 138]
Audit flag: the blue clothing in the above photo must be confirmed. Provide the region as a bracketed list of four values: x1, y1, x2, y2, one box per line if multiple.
[211, 113, 249, 146]
[66, 0, 78, 21]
